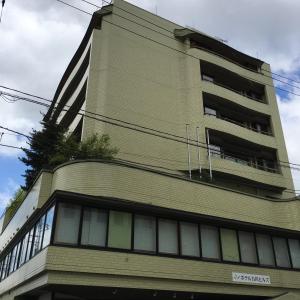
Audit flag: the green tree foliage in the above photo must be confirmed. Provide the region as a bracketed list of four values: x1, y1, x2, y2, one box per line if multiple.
[20, 120, 118, 191]
[5, 187, 26, 220]
[19, 120, 66, 190]
[49, 133, 118, 166]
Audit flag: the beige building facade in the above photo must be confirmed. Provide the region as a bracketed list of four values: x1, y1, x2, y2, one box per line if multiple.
[0, 1, 300, 299]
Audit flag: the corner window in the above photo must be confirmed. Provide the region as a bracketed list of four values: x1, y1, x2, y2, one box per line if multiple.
[288, 239, 300, 268]
[42, 206, 55, 249]
[54, 203, 81, 245]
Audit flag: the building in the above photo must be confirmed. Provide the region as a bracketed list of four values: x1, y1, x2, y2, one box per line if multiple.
[0, 0, 300, 299]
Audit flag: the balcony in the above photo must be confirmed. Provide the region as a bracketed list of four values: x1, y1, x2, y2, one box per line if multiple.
[174, 28, 264, 72]
[201, 60, 266, 104]
[207, 129, 280, 174]
[203, 92, 272, 136]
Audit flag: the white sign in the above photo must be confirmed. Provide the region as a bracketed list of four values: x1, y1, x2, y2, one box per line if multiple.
[232, 272, 271, 285]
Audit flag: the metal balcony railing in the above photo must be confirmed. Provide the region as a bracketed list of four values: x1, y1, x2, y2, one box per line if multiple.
[202, 76, 266, 104]
[210, 150, 280, 174]
[204, 112, 273, 136]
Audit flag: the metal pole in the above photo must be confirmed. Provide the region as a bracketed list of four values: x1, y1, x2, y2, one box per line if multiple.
[206, 128, 213, 181]
[196, 126, 202, 179]
[186, 124, 192, 179]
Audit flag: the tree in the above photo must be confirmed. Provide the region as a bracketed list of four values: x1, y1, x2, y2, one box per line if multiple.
[19, 120, 66, 190]
[20, 120, 118, 190]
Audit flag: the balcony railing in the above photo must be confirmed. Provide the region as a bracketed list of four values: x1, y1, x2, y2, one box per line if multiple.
[202, 75, 266, 104]
[204, 112, 273, 136]
[210, 150, 280, 174]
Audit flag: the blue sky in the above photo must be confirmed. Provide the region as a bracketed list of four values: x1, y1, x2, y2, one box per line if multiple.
[1, 0, 300, 213]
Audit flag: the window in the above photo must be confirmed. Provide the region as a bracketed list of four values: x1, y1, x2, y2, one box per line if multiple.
[273, 237, 291, 268]
[8, 245, 17, 275]
[209, 144, 221, 157]
[288, 239, 300, 269]
[42, 206, 55, 249]
[81, 208, 107, 247]
[220, 228, 240, 262]
[19, 233, 29, 267]
[108, 211, 132, 249]
[158, 219, 178, 255]
[180, 222, 200, 257]
[238, 231, 258, 264]
[54, 203, 81, 245]
[25, 228, 35, 262]
[13, 242, 21, 272]
[200, 225, 220, 260]
[134, 214, 156, 252]
[256, 234, 275, 266]
[202, 74, 214, 82]
[32, 215, 46, 256]
[1, 255, 9, 280]
[204, 107, 217, 116]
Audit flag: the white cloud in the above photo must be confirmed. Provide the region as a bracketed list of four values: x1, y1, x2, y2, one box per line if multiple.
[1, 0, 300, 197]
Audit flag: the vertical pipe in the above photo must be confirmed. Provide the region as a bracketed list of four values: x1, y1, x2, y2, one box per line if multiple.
[196, 126, 202, 179]
[206, 128, 213, 181]
[186, 124, 192, 179]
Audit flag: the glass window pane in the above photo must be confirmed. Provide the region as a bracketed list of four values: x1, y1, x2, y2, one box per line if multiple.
[54, 203, 81, 245]
[239, 231, 258, 264]
[81, 208, 107, 247]
[220, 228, 240, 262]
[288, 239, 300, 268]
[19, 233, 29, 266]
[134, 215, 156, 252]
[108, 211, 132, 249]
[1, 255, 8, 280]
[256, 234, 275, 266]
[200, 225, 220, 259]
[25, 228, 35, 262]
[42, 206, 55, 249]
[158, 219, 178, 254]
[273, 237, 291, 268]
[180, 222, 200, 257]
[33, 215, 46, 256]
[8, 246, 17, 274]
[13, 242, 21, 271]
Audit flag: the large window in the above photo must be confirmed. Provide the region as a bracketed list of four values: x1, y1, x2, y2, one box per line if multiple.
[81, 208, 107, 247]
[108, 211, 132, 249]
[54, 203, 81, 245]
[158, 219, 178, 255]
[239, 231, 258, 264]
[180, 222, 200, 257]
[256, 234, 275, 266]
[289, 239, 300, 269]
[32, 215, 46, 256]
[273, 237, 291, 268]
[200, 225, 220, 260]
[134, 214, 156, 252]
[42, 206, 55, 249]
[220, 229, 240, 262]
[2, 200, 300, 283]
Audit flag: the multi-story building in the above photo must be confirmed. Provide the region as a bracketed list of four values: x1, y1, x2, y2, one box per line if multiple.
[0, 1, 300, 299]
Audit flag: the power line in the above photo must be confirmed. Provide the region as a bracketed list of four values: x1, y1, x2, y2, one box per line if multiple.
[75, 0, 300, 91]
[0, 126, 31, 139]
[56, 0, 300, 104]
[2, 87, 300, 175]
